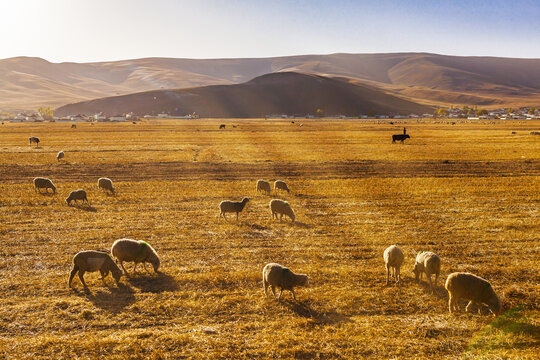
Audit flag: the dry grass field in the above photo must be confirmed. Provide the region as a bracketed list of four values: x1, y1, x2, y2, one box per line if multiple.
[0, 118, 539, 359]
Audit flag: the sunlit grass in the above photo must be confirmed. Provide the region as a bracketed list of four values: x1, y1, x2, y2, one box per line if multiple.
[0, 119, 538, 358]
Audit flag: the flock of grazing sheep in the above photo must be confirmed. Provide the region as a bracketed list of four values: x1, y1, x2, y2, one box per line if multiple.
[31, 137, 502, 317]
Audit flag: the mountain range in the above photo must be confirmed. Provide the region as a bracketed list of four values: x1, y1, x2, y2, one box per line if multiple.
[1, 53, 540, 113]
[55, 72, 433, 117]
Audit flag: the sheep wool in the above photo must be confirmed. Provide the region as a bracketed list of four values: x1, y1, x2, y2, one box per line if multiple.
[262, 263, 308, 300]
[445, 272, 502, 315]
[413, 251, 441, 292]
[256, 180, 271, 195]
[33, 177, 56, 194]
[383, 245, 404, 285]
[269, 199, 295, 223]
[111, 238, 160, 275]
[68, 250, 122, 288]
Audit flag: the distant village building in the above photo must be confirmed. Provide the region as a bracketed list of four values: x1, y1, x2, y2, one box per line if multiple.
[109, 115, 126, 122]
[70, 114, 86, 122]
[94, 112, 107, 121]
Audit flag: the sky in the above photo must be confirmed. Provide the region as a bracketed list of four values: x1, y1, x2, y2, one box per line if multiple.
[1, 0, 539, 63]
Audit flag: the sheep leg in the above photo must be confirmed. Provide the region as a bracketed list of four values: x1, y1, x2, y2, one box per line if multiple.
[68, 266, 78, 287]
[78, 271, 88, 288]
[263, 279, 269, 296]
[143, 262, 152, 275]
[100, 270, 110, 285]
[291, 288, 297, 301]
[448, 296, 454, 313]
[271, 285, 276, 297]
[434, 274, 438, 289]
[279, 214, 283, 222]
[385, 264, 390, 285]
[236, 212, 239, 221]
[465, 301, 474, 313]
[396, 267, 401, 283]
[427, 274, 433, 293]
[278, 288, 283, 300]
[119, 261, 129, 276]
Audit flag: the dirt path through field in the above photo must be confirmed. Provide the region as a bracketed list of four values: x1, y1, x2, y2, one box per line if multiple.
[2, 159, 538, 183]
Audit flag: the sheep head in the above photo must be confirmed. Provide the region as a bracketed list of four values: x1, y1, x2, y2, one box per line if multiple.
[295, 274, 308, 287]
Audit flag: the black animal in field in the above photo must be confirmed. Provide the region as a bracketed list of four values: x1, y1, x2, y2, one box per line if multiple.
[29, 136, 40, 146]
[392, 134, 410, 143]
[219, 124, 226, 129]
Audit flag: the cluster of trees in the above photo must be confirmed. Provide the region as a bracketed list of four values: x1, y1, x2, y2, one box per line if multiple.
[37, 106, 54, 120]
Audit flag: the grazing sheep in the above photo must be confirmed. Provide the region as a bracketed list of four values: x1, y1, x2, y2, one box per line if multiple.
[97, 177, 114, 194]
[383, 245, 404, 285]
[111, 238, 160, 275]
[33, 177, 56, 194]
[219, 197, 249, 221]
[270, 199, 295, 223]
[413, 251, 441, 292]
[68, 250, 122, 288]
[445, 272, 502, 315]
[274, 180, 290, 193]
[66, 189, 89, 205]
[29, 136, 40, 147]
[56, 151, 64, 161]
[71, 124, 77, 128]
[219, 124, 226, 129]
[262, 263, 308, 300]
[256, 180, 271, 195]
[392, 134, 410, 143]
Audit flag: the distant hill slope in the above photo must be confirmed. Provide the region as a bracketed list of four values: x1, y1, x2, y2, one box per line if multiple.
[55, 72, 433, 117]
[2, 53, 540, 110]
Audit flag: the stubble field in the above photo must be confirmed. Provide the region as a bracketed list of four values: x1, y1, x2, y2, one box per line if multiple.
[0, 118, 539, 359]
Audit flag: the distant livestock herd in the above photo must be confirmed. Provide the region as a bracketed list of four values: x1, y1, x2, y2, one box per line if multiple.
[27, 131, 504, 317]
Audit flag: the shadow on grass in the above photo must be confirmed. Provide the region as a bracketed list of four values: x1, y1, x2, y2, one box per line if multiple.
[69, 204, 97, 212]
[126, 272, 179, 293]
[292, 221, 311, 229]
[416, 280, 449, 299]
[75, 283, 136, 313]
[281, 299, 353, 325]
[36, 191, 56, 196]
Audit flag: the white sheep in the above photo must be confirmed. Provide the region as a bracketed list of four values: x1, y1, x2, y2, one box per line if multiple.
[97, 177, 114, 194]
[111, 238, 160, 275]
[66, 189, 89, 205]
[219, 197, 249, 221]
[262, 263, 308, 300]
[68, 250, 122, 288]
[33, 177, 56, 194]
[383, 245, 404, 285]
[413, 251, 441, 292]
[256, 180, 271, 195]
[56, 151, 64, 161]
[269, 199, 295, 223]
[274, 180, 290, 193]
[445, 272, 502, 315]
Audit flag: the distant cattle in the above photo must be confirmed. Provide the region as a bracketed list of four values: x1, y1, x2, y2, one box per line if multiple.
[29, 137, 40, 147]
[392, 134, 410, 143]
[219, 124, 226, 129]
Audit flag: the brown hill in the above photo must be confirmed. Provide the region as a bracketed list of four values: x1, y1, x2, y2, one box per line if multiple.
[55, 72, 433, 117]
[2, 53, 540, 111]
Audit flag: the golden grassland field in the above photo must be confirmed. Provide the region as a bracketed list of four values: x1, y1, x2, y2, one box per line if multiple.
[0, 118, 539, 359]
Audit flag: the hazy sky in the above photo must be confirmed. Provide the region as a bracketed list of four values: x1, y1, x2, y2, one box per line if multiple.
[1, 0, 539, 62]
